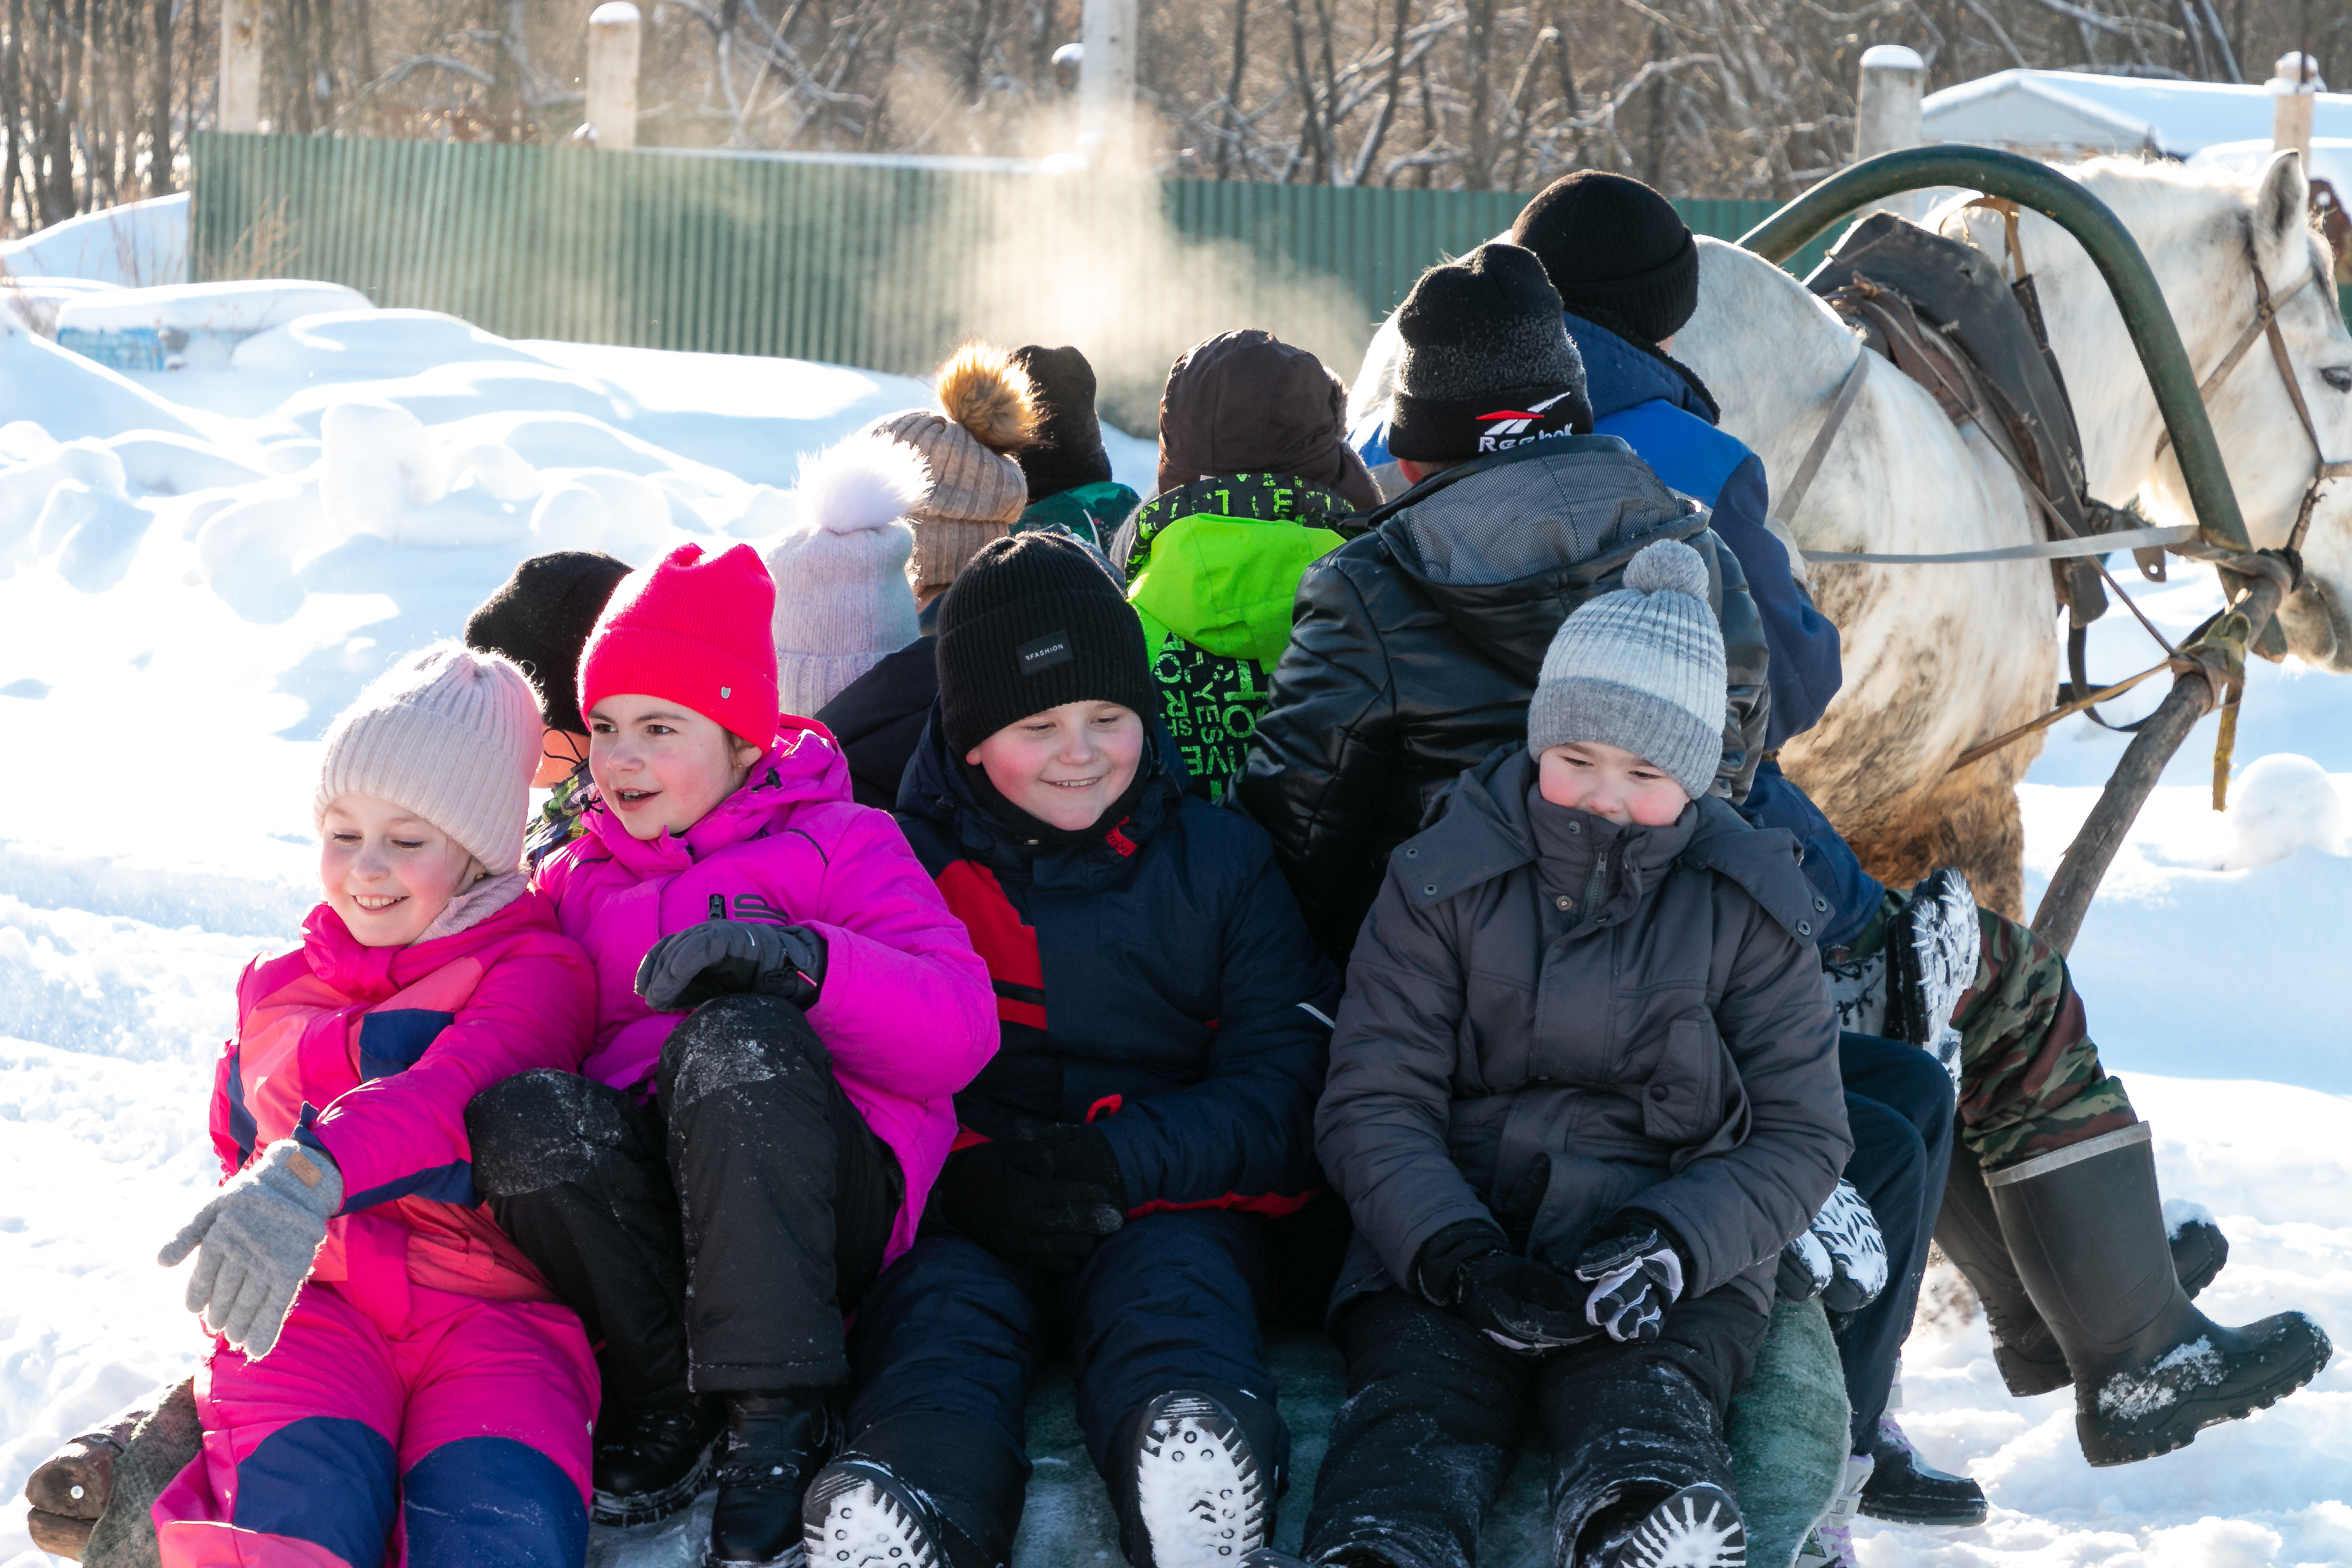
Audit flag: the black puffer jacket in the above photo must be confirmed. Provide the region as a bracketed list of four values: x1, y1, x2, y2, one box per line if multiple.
[1233, 436, 1772, 960]
[1318, 744, 1849, 1318]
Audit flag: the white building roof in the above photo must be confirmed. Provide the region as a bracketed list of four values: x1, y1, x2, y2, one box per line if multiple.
[1920, 69, 2352, 160]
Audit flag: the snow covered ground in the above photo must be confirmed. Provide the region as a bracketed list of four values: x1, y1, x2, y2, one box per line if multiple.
[0, 278, 2347, 1566]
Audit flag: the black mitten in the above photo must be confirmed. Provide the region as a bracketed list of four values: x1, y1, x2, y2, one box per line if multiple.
[634, 919, 828, 1012]
[1414, 1218, 1592, 1351]
[1572, 1218, 1688, 1344]
[931, 1120, 1127, 1273]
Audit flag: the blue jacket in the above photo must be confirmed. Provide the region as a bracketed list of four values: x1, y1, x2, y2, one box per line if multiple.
[895, 710, 1340, 1214]
[1354, 313, 1845, 748]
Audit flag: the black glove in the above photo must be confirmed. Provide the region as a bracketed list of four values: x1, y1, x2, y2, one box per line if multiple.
[634, 919, 828, 1012]
[1572, 1219, 1688, 1344]
[931, 1120, 1128, 1273]
[1414, 1219, 1592, 1351]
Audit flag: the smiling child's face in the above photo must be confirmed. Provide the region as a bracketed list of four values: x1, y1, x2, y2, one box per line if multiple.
[319, 795, 481, 947]
[586, 694, 762, 840]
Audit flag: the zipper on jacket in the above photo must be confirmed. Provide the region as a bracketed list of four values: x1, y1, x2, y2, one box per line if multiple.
[1578, 842, 1612, 926]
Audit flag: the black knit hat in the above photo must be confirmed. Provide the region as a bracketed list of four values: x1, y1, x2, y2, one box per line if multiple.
[936, 532, 1154, 755]
[1010, 344, 1115, 502]
[1388, 242, 1592, 462]
[1510, 171, 1700, 345]
[463, 551, 633, 733]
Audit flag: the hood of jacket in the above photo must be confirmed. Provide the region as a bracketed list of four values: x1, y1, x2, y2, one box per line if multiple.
[574, 716, 853, 876]
[1374, 437, 1710, 686]
[896, 700, 1190, 888]
[1414, 744, 1817, 941]
[1563, 311, 1722, 426]
[300, 876, 552, 1003]
[1123, 475, 1354, 666]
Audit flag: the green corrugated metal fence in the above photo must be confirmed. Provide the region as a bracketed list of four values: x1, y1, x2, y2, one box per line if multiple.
[189, 132, 1820, 386]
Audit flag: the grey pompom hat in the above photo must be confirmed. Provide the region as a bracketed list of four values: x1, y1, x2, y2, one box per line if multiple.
[1526, 536, 1724, 802]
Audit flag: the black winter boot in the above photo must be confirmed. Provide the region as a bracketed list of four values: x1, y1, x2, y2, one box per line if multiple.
[1116, 1390, 1272, 1568]
[1584, 1484, 1747, 1568]
[707, 1391, 838, 1567]
[1857, 1414, 1985, 1528]
[1548, 1358, 1743, 1568]
[1938, 1134, 2229, 1397]
[595, 1392, 726, 1526]
[1989, 1124, 2332, 1466]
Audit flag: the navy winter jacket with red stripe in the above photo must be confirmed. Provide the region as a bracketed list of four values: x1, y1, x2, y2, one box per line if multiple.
[895, 705, 1341, 1215]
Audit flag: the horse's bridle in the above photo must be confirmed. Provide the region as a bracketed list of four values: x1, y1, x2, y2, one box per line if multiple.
[2153, 245, 2352, 562]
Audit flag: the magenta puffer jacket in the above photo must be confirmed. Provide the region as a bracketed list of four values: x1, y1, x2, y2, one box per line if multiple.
[535, 718, 997, 1263]
[215, 877, 598, 1312]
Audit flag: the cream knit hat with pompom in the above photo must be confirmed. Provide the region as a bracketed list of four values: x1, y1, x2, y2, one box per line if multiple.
[767, 435, 928, 716]
[864, 342, 1041, 598]
[315, 641, 543, 873]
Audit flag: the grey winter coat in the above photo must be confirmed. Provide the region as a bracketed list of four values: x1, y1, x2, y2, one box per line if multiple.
[1315, 745, 1852, 1319]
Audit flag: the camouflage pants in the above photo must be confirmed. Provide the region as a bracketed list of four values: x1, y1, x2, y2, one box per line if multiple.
[1832, 892, 2136, 1169]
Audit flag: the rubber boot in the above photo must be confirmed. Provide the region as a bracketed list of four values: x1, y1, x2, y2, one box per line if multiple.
[707, 1391, 838, 1566]
[1988, 1124, 2333, 1466]
[1938, 1131, 2229, 1397]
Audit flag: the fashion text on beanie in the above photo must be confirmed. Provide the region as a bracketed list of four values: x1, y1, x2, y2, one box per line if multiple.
[1526, 536, 1726, 803]
[1387, 242, 1593, 463]
[315, 641, 544, 873]
[935, 531, 1154, 756]
[578, 541, 781, 746]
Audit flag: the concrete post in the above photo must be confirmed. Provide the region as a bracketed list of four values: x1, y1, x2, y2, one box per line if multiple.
[586, 1, 643, 151]
[2272, 50, 2319, 170]
[1854, 44, 1925, 162]
[218, 0, 262, 134]
[1077, 0, 1136, 170]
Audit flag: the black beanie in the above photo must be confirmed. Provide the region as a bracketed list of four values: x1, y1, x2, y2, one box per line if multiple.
[463, 550, 633, 733]
[1387, 242, 1593, 463]
[1010, 344, 1115, 502]
[936, 532, 1154, 755]
[1510, 171, 1700, 345]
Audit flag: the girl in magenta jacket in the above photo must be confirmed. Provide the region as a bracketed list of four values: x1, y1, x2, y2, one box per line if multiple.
[464, 540, 996, 1568]
[153, 644, 602, 1568]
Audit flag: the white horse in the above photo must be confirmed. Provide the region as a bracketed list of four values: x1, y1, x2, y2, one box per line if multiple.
[1349, 151, 2352, 916]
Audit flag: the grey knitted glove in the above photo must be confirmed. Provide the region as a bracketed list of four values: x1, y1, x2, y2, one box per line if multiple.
[159, 1140, 343, 1359]
[635, 918, 828, 1012]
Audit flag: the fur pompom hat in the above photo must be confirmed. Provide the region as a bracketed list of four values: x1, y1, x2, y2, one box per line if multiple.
[767, 436, 928, 717]
[316, 641, 543, 874]
[864, 342, 1041, 599]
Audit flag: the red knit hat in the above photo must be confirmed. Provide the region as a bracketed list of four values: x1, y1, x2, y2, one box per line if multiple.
[577, 542, 781, 744]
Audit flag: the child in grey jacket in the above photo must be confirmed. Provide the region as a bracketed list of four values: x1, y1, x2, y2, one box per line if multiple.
[1292, 539, 1853, 1568]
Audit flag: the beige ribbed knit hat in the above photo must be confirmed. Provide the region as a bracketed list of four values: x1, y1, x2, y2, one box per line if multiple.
[313, 641, 543, 873]
[862, 342, 1041, 599]
[768, 435, 928, 716]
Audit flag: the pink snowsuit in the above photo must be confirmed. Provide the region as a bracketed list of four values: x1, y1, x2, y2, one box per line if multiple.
[155, 879, 601, 1568]
[536, 716, 997, 1264]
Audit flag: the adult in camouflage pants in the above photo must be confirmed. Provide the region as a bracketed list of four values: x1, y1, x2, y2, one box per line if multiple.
[1829, 891, 2133, 1169]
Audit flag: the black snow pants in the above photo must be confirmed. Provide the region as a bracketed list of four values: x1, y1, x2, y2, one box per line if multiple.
[1302, 1287, 1767, 1568]
[837, 1209, 1285, 1568]
[1833, 1031, 1957, 1451]
[466, 993, 903, 1402]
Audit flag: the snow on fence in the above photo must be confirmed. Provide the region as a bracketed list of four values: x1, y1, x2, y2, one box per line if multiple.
[185, 131, 1819, 410]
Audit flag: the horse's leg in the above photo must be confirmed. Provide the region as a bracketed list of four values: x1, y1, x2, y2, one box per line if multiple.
[1836, 762, 2029, 921]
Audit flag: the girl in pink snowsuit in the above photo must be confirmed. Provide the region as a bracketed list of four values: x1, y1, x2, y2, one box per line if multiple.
[154, 643, 602, 1568]
[462, 540, 997, 1568]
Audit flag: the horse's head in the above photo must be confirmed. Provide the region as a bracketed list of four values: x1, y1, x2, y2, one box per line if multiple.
[2094, 152, 2352, 669]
